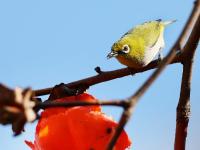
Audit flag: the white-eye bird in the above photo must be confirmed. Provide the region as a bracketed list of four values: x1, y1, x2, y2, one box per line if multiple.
[107, 19, 175, 68]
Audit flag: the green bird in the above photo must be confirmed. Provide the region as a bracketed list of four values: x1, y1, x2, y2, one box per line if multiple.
[107, 19, 176, 68]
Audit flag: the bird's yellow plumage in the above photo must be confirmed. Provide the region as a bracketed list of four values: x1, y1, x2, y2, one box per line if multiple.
[107, 19, 175, 68]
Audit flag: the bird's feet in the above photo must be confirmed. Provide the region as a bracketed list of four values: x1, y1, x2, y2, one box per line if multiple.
[127, 67, 136, 76]
[158, 48, 163, 64]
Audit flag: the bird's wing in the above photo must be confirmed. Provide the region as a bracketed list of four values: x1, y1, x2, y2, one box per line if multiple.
[122, 21, 162, 49]
[141, 22, 165, 65]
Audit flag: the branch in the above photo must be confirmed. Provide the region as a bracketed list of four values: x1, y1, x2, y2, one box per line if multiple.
[34, 1, 200, 98]
[176, 0, 200, 50]
[35, 100, 129, 109]
[106, 1, 200, 149]
[107, 32, 179, 150]
[34, 55, 182, 97]
[174, 4, 200, 150]
[0, 1, 198, 149]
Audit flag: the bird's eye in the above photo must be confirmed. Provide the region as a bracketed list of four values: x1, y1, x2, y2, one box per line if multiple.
[122, 45, 130, 53]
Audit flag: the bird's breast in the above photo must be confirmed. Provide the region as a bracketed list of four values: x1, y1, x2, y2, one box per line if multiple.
[116, 55, 144, 69]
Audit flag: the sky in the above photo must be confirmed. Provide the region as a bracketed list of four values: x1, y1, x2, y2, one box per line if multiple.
[0, 0, 199, 150]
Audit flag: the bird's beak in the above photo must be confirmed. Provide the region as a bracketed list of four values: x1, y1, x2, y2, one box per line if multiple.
[107, 51, 118, 59]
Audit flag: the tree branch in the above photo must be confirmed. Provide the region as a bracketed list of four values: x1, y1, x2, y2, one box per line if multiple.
[36, 99, 129, 109]
[107, 32, 179, 150]
[106, 1, 200, 149]
[0, 1, 199, 149]
[174, 6, 200, 150]
[34, 55, 182, 97]
[34, 0, 200, 98]
[176, 0, 200, 50]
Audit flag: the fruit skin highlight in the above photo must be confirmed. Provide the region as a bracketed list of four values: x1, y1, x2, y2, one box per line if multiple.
[25, 93, 131, 150]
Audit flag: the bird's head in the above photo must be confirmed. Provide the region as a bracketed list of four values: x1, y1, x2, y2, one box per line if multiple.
[107, 40, 131, 59]
[107, 37, 146, 68]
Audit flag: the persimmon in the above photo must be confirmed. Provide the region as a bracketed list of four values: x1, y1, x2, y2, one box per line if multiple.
[26, 93, 131, 150]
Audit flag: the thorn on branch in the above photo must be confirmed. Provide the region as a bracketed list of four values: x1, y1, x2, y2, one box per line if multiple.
[95, 66, 104, 74]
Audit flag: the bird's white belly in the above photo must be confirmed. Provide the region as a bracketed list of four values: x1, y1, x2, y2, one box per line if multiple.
[142, 31, 165, 66]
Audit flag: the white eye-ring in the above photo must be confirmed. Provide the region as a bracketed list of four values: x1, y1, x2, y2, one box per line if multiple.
[122, 44, 130, 53]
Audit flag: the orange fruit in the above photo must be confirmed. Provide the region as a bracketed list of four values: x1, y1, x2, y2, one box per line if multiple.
[25, 93, 131, 150]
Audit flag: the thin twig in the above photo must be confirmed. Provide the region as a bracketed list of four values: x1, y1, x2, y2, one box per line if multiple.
[176, 0, 200, 50]
[36, 100, 129, 109]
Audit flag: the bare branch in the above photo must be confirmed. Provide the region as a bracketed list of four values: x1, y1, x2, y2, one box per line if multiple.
[176, 0, 200, 50]
[106, 1, 200, 149]
[174, 7, 200, 150]
[32, 0, 200, 98]
[35, 100, 129, 109]
[34, 55, 182, 97]
[107, 34, 179, 150]
[0, 1, 199, 149]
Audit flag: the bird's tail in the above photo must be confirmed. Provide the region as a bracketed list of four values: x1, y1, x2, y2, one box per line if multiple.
[163, 20, 177, 26]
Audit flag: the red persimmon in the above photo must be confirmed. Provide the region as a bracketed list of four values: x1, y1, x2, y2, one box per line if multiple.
[26, 93, 131, 150]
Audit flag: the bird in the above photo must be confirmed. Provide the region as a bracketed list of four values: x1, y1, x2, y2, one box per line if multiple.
[107, 19, 176, 68]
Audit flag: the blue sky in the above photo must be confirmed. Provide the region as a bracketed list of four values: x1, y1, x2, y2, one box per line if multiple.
[0, 0, 199, 149]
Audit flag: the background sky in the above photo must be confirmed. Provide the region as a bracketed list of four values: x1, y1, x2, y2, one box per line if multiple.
[0, 0, 199, 150]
